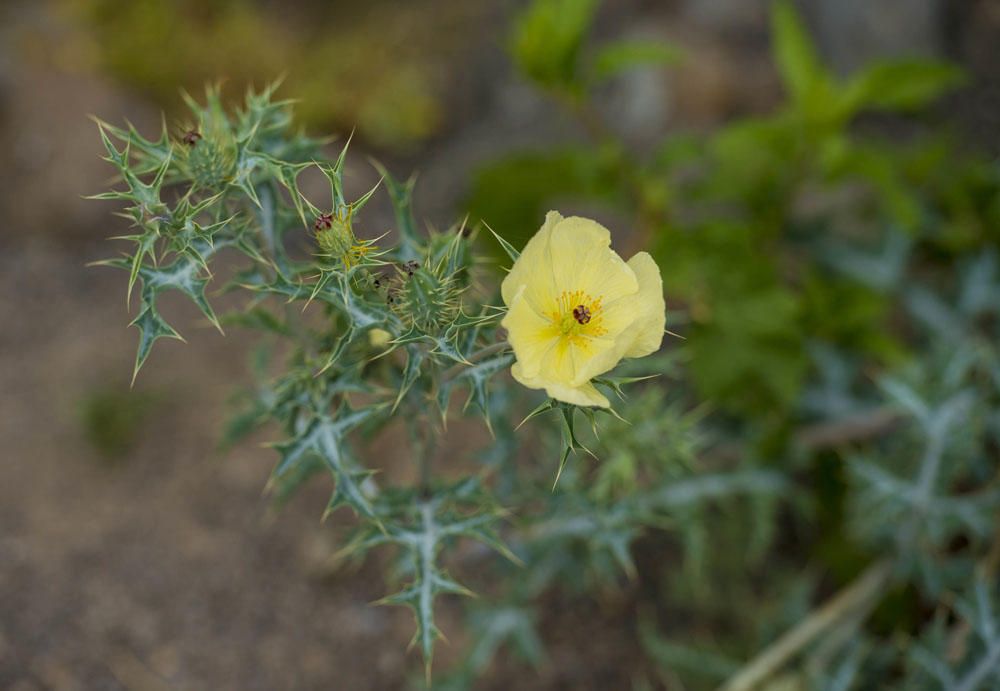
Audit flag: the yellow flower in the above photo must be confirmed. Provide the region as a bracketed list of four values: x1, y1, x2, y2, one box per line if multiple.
[500, 211, 666, 407]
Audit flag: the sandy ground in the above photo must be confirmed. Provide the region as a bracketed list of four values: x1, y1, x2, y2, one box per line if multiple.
[0, 243, 419, 690]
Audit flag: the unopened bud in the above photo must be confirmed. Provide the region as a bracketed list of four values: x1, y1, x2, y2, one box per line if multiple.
[368, 328, 392, 348]
[315, 215, 353, 256]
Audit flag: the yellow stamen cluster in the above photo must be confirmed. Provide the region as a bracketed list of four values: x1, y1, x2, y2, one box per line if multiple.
[550, 290, 607, 341]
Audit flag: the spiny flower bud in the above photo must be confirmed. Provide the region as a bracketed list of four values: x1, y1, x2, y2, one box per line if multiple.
[314, 213, 355, 258]
[178, 119, 236, 190]
[388, 260, 460, 332]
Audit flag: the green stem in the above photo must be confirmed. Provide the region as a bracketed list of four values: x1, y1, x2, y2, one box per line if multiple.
[407, 405, 437, 496]
[440, 342, 510, 382]
[419, 436, 435, 495]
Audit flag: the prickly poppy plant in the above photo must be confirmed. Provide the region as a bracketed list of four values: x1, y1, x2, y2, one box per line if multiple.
[91, 83, 677, 682]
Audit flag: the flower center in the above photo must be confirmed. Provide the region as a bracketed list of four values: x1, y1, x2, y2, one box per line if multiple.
[552, 290, 607, 338]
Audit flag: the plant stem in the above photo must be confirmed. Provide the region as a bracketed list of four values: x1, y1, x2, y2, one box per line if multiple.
[408, 410, 436, 496]
[404, 406, 435, 497]
[707, 406, 900, 464]
[795, 407, 901, 451]
[416, 343, 510, 491]
[718, 559, 893, 691]
[440, 342, 510, 382]
[419, 438, 434, 495]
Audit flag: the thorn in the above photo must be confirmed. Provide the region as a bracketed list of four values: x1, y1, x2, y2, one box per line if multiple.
[262, 475, 276, 497]
[207, 315, 226, 336]
[551, 461, 567, 491]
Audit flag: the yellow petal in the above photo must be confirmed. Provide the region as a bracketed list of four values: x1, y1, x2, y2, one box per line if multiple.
[545, 381, 610, 408]
[549, 216, 638, 303]
[500, 210, 561, 312]
[536, 334, 612, 387]
[500, 287, 559, 380]
[511, 363, 610, 408]
[571, 304, 639, 386]
[621, 251, 666, 358]
[538, 336, 577, 385]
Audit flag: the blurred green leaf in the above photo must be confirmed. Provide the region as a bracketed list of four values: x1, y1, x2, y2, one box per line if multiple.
[591, 39, 681, 82]
[771, 0, 834, 117]
[842, 60, 966, 115]
[510, 0, 599, 93]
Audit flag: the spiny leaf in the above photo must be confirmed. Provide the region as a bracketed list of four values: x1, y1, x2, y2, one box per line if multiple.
[363, 483, 516, 682]
[129, 297, 184, 386]
[270, 404, 387, 522]
[231, 150, 264, 208]
[93, 115, 173, 175]
[451, 351, 514, 430]
[102, 243, 228, 335]
[552, 404, 596, 489]
[126, 231, 159, 309]
[394, 344, 428, 411]
[371, 160, 422, 260]
[485, 223, 520, 263]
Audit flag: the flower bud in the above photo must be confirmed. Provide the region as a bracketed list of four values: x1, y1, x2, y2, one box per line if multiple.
[315, 214, 354, 257]
[368, 328, 392, 348]
[179, 120, 236, 189]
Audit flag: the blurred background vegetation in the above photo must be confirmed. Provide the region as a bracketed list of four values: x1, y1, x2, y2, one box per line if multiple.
[2, 0, 1000, 689]
[50, 0, 493, 148]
